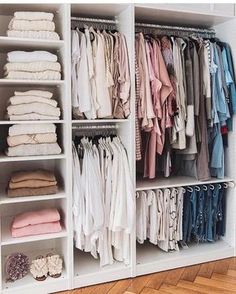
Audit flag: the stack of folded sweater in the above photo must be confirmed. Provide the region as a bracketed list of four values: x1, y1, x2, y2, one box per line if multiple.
[7, 11, 60, 40]
[6, 123, 62, 157]
[11, 208, 62, 238]
[7, 90, 61, 121]
[7, 169, 58, 198]
[4, 51, 61, 80]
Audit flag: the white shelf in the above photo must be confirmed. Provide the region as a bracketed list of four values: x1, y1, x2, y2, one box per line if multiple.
[136, 240, 234, 276]
[1, 216, 67, 246]
[136, 176, 234, 191]
[0, 190, 66, 204]
[0, 120, 65, 125]
[2, 247, 68, 294]
[72, 119, 130, 124]
[0, 79, 64, 86]
[0, 36, 64, 50]
[73, 249, 131, 288]
[0, 154, 66, 163]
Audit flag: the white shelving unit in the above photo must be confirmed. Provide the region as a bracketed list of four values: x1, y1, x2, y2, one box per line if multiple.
[0, 3, 235, 294]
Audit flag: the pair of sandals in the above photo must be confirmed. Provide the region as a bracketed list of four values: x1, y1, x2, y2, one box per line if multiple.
[30, 253, 63, 281]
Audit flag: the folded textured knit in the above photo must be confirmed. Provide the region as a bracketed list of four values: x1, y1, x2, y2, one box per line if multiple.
[9, 95, 57, 107]
[14, 11, 54, 21]
[9, 179, 57, 189]
[11, 221, 62, 237]
[7, 133, 57, 147]
[6, 143, 62, 156]
[8, 113, 60, 121]
[4, 61, 61, 73]
[14, 90, 53, 99]
[7, 103, 60, 117]
[7, 51, 57, 63]
[9, 19, 55, 32]
[11, 169, 56, 183]
[9, 123, 56, 136]
[7, 30, 60, 40]
[8, 185, 58, 197]
[12, 208, 60, 228]
[5, 70, 61, 80]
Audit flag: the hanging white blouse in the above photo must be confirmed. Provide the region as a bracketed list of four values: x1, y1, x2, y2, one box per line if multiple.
[71, 30, 80, 108]
[147, 190, 158, 245]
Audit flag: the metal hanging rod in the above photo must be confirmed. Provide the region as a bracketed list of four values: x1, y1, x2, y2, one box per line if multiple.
[72, 124, 119, 130]
[135, 22, 215, 36]
[71, 16, 118, 24]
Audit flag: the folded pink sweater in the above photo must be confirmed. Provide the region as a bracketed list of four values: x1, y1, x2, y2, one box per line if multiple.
[11, 221, 62, 238]
[12, 208, 60, 229]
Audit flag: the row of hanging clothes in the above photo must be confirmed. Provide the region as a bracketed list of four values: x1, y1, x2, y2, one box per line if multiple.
[71, 19, 131, 120]
[135, 28, 236, 181]
[72, 126, 135, 267]
[136, 182, 232, 252]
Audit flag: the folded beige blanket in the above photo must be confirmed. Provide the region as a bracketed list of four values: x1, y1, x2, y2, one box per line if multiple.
[9, 179, 57, 189]
[8, 185, 58, 197]
[8, 113, 60, 121]
[9, 19, 55, 32]
[14, 90, 53, 99]
[8, 51, 57, 63]
[7, 103, 60, 117]
[7, 133, 57, 147]
[11, 169, 56, 182]
[5, 62, 61, 73]
[9, 95, 57, 107]
[5, 70, 61, 80]
[9, 123, 56, 136]
[14, 11, 54, 21]
[6, 143, 62, 156]
[7, 30, 60, 40]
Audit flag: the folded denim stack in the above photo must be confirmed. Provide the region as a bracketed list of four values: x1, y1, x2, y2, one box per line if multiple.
[11, 208, 62, 238]
[6, 123, 62, 157]
[7, 169, 58, 198]
[7, 90, 61, 121]
[7, 11, 60, 40]
[4, 51, 61, 80]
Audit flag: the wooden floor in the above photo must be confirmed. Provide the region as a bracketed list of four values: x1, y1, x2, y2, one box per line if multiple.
[58, 257, 236, 293]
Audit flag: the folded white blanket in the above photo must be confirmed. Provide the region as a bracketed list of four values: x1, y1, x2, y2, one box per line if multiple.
[7, 103, 60, 117]
[8, 51, 57, 63]
[15, 90, 53, 99]
[14, 11, 54, 21]
[7, 143, 62, 156]
[9, 19, 55, 32]
[9, 95, 57, 107]
[5, 70, 61, 80]
[4, 62, 61, 73]
[9, 123, 56, 136]
[7, 30, 60, 40]
[8, 114, 60, 121]
[7, 133, 57, 147]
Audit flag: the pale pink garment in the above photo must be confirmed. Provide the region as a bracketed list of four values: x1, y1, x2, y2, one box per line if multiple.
[12, 208, 60, 229]
[144, 39, 173, 179]
[11, 221, 62, 237]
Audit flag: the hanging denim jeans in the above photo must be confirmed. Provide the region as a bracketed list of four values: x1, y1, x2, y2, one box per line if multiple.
[216, 186, 226, 238]
[212, 184, 220, 240]
[194, 188, 205, 242]
[183, 190, 192, 243]
[205, 188, 213, 242]
[190, 189, 197, 234]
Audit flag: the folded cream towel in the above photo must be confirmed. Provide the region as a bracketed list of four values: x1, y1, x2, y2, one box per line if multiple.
[9, 19, 55, 32]
[9, 95, 57, 107]
[11, 169, 56, 183]
[9, 123, 56, 136]
[14, 90, 53, 99]
[7, 133, 57, 147]
[7, 51, 57, 63]
[8, 113, 60, 121]
[7, 143, 62, 156]
[4, 62, 61, 73]
[5, 70, 61, 80]
[7, 103, 60, 117]
[9, 179, 57, 189]
[7, 30, 60, 40]
[14, 11, 54, 21]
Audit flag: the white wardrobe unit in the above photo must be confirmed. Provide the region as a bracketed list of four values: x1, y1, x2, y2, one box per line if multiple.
[0, 3, 235, 294]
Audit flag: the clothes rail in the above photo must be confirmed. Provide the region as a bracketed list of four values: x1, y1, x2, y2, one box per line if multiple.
[71, 16, 118, 24]
[72, 124, 119, 130]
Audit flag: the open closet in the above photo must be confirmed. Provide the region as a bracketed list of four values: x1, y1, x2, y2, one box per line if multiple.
[0, 3, 235, 294]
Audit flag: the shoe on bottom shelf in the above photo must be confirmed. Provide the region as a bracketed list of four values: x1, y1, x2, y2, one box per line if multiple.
[46, 253, 63, 278]
[30, 255, 48, 281]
